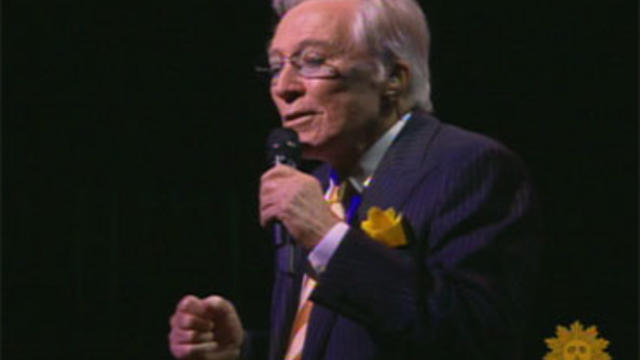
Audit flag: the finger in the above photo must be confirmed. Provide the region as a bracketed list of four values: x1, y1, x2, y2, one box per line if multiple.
[259, 201, 281, 228]
[176, 295, 209, 318]
[170, 312, 214, 332]
[169, 327, 215, 344]
[260, 166, 278, 183]
[169, 341, 219, 359]
[261, 163, 295, 182]
[260, 168, 296, 197]
[259, 177, 280, 200]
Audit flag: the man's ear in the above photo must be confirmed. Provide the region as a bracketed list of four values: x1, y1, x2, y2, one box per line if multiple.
[384, 61, 410, 97]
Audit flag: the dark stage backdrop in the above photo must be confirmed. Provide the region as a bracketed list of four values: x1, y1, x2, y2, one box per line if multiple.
[3, 1, 637, 359]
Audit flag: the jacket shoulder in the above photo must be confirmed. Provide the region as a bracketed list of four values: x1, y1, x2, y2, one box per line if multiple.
[413, 113, 524, 170]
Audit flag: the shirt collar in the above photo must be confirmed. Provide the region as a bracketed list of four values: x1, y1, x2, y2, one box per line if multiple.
[347, 112, 412, 193]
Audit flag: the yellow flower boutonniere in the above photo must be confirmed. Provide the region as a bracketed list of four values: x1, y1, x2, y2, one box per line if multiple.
[360, 206, 408, 248]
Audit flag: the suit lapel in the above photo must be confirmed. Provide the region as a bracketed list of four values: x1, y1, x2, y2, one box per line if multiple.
[357, 112, 442, 223]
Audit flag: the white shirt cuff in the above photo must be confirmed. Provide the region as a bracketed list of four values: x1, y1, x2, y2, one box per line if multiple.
[308, 222, 350, 274]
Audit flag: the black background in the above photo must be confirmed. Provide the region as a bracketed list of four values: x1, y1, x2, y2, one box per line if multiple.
[3, 0, 637, 359]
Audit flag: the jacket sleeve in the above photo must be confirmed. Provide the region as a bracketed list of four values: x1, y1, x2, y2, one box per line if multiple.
[310, 144, 541, 358]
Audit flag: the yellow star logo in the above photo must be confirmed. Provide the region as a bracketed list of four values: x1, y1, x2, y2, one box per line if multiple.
[544, 321, 611, 360]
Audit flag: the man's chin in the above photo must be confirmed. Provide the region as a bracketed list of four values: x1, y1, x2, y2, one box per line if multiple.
[300, 143, 318, 159]
[300, 143, 327, 162]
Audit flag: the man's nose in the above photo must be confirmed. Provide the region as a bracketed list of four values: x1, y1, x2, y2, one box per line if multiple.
[272, 64, 305, 104]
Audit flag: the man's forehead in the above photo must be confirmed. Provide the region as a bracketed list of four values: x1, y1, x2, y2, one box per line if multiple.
[268, 0, 358, 54]
[268, 39, 341, 56]
[282, 0, 360, 19]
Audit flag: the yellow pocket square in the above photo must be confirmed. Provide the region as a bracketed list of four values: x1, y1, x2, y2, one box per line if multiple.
[360, 207, 407, 247]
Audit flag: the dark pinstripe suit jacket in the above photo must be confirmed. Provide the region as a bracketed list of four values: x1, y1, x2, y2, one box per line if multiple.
[267, 112, 541, 360]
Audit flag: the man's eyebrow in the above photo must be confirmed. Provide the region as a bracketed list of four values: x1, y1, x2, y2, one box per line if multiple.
[267, 39, 335, 56]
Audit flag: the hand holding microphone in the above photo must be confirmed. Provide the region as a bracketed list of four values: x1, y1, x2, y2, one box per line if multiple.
[260, 128, 340, 253]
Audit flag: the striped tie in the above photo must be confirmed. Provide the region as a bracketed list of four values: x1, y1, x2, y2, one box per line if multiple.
[284, 181, 345, 360]
[284, 275, 317, 360]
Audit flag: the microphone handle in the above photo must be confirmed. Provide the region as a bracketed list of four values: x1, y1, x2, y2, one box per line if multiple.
[273, 157, 296, 274]
[273, 222, 295, 274]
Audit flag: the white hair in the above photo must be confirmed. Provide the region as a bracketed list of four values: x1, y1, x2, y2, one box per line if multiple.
[271, 0, 433, 112]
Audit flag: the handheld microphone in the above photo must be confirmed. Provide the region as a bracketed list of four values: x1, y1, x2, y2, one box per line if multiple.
[266, 128, 301, 274]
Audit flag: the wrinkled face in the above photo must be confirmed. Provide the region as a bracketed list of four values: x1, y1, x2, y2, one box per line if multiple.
[268, 0, 385, 163]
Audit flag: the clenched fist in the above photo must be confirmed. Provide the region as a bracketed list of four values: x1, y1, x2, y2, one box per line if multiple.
[168, 295, 244, 360]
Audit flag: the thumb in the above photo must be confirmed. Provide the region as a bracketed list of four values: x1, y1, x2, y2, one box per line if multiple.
[202, 295, 235, 318]
[202, 296, 244, 347]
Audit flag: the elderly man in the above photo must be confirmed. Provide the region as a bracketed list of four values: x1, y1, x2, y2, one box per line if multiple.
[168, 0, 540, 359]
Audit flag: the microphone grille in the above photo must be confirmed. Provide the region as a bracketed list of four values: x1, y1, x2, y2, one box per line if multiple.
[266, 128, 300, 166]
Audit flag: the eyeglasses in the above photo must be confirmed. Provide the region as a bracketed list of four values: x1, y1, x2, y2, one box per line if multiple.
[256, 48, 340, 82]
